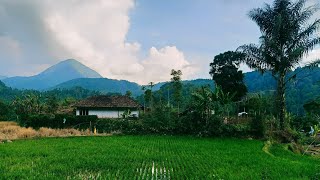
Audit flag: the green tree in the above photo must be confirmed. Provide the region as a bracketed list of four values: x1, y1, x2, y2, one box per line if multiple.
[45, 95, 59, 114]
[191, 85, 235, 124]
[238, 0, 320, 130]
[209, 51, 247, 101]
[214, 86, 236, 118]
[191, 86, 214, 125]
[170, 69, 183, 114]
[142, 83, 154, 111]
[0, 100, 9, 118]
[12, 93, 43, 115]
[149, 82, 155, 109]
[125, 90, 132, 97]
[144, 89, 152, 107]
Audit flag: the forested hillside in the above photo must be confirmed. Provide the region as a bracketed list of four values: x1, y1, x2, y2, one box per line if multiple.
[1, 67, 320, 115]
[53, 78, 142, 96]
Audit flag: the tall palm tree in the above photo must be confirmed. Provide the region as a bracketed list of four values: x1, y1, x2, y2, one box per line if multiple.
[238, 0, 320, 130]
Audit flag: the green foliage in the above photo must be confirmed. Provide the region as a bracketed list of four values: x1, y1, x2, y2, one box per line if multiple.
[304, 100, 320, 115]
[12, 94, 42, 115]
[0, 80, 100, 104]
[245, 94, 276, 116]
[1, 136, 319, 179]
[239, 0, 320, 130]
[210, 51, 247, 101]
[94, 119, 145, 135]
[291, 114, 320, 132]
[142, 105, 178, 134]
[170, 69, 183, 107]
[21, 114, 98, 130]
[0, 100, 12, 121]
[45, 95, 59, 114]
[0, 100, 9, 117]
[250, 115, 266, 138]
[144, 89, 152, 107]
[221, 124, 251, 137]
[125, 90, 132, 97]
[54, 78, 142, 96]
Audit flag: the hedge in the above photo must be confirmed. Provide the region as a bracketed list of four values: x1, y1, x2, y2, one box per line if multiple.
[21, 114, 98, 130]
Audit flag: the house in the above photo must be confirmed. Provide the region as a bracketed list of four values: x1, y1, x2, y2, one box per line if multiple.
[74, 95, 141, 118]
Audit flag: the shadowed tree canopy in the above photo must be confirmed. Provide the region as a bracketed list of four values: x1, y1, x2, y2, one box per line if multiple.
[209, 51, 247, 101]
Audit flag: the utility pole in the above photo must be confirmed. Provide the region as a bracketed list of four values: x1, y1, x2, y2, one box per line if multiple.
[167, 88, 170, 107]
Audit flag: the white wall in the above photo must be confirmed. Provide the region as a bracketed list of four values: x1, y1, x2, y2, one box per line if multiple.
[130, 110, 139, 117]
[89, 110, 119, 118]
[76, 110, 80, 116]
[84, 109, 139, 118]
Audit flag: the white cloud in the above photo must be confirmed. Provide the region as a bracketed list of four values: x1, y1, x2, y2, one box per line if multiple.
[0, 0, 198, 84]
[0, 36, 21, 60]
[139, 46, 198, 84]
[303, 48, 320, 64]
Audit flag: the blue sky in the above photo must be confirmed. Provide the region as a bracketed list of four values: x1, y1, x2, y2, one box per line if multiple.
[128, 0, 269, 52]
[0, 0, 319, 84]
[127, 0, 273, 76]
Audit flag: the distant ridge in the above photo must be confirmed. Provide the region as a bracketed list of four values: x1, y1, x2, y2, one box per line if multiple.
[53, 78, 143, 96]
[0, 76, 7, 80]
[3, 59, 103, 90]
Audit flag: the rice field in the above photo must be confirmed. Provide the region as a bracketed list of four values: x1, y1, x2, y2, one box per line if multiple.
[0, 136, 319, 179]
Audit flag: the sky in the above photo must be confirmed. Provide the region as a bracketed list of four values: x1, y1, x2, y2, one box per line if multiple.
[0, 0, 319, 84]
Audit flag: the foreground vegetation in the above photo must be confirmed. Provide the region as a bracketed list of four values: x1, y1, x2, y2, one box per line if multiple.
[0, 122, 91, 141]
[0, 136, 319, 179]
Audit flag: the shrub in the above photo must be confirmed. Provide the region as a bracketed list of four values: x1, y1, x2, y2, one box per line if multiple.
[21, 114, 98, 129]
[250, 115, 266, 138]
[291, 115, 319, 133]
[95, 119, 145, 135]
[221, 124, 251, 137]
[205, 116, 224, 136]
[142, 108, 179, 134]
[272, 128, 301, 143]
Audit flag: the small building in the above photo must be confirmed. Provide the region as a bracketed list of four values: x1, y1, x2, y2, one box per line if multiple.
[74, 95, 141, 118]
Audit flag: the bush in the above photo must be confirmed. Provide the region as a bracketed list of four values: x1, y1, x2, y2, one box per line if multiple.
[0, 101, 17, 121]
[205, 116, 224, 136]
[21, 114, 98, 130]
[251, 115, 266, 138]
[221, 124, 251, 137]
[142, 107, 179, 134]
[272, 128, 301, 143]
[291, 115, 319, 133]
[95, 119, 145, 135]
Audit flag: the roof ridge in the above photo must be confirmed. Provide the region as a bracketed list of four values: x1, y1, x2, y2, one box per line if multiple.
[75, 95, 141, 108]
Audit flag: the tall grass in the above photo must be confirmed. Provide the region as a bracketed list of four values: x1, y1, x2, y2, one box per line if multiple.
[0, 121, 91, 141]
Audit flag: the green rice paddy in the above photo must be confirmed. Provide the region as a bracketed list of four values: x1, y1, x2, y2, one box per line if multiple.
[0, 136, 319, 179]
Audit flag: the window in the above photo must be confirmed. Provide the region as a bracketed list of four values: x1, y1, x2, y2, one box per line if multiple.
[80, 109, 89, 116]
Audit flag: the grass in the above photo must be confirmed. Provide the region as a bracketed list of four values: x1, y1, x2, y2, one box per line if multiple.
[0, 136, 319, 179]
[0, 121, 91, 140]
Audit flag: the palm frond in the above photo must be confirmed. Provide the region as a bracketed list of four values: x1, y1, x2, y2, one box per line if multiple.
[237, 44, 272, 73]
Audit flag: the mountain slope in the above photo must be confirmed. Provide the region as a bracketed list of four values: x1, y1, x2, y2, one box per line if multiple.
[3, 59, 102, 90]
[0, 76, 7, 80]
[53, 78, 142, 96]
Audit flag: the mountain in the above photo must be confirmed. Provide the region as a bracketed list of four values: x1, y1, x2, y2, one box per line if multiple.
[54, 78, 214, 97]
[3, 59, 102, 90]
[0, 76, 7, 80]
[152, 79, 215, 91]
[53, 78, 142, 96]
